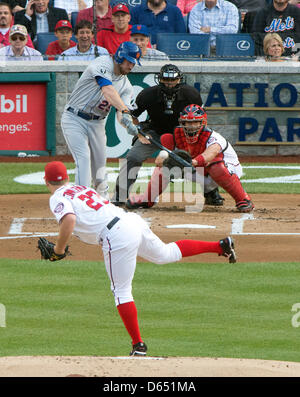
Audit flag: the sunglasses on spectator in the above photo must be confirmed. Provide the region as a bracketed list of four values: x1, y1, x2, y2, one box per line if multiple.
[11, 35, 26, 41]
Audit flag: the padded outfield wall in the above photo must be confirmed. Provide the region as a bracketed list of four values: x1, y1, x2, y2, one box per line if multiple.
[0, 60, 300, 157]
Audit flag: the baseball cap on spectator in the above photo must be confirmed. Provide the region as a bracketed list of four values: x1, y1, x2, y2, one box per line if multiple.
[9, 24, 28, 38]
[55, 20, 73, 31]
[45, 161, 68, 182]
[112, 3, 130, 14]
[131, 25, 150, 37]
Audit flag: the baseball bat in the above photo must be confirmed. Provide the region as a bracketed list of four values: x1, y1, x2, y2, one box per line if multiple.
[136, 125, 197, 174]
[93, 0, 100, 58]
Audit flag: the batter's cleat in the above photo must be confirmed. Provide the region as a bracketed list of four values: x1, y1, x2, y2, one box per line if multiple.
[219, 236, 237, 263]
[204, 188, 225, 206]
[130, 342, 147, 357]
[236, 199, 254, 213]
[111, 200, 125, 207]
[125, 195, 154, 210]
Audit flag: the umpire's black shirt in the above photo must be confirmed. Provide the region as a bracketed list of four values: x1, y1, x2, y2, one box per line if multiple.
[131, 84, 203, 136]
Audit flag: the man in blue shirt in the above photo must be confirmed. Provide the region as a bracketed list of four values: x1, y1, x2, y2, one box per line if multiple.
[130, 0, 186, 46]
[59, 19, 108, 60]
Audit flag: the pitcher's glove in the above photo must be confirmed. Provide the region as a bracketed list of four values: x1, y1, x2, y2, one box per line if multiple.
[163, 149, 193, 170]
[37, 237, 70, 261]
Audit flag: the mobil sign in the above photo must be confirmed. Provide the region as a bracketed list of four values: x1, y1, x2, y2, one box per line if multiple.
[0, 83, 46, 151]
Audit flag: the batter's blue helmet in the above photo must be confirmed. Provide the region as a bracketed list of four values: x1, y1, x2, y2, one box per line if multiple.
[114, 41, 142, 66]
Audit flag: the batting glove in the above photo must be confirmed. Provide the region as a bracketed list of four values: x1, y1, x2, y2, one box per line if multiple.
[120, 111, 138, 136]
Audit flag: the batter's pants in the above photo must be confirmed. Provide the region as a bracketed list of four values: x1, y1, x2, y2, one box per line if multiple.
[61, 111, 107, 188]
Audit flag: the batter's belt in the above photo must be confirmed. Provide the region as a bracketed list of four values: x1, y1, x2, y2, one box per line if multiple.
[67, 106, 105, 121]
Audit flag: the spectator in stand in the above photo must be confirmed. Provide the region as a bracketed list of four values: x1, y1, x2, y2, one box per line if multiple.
[263, 32, 286, 60]
[14, 0, 69, 42]
[96, 3, 132, 55]
[289, 0, 300, 7]
[188, 0, 239, 50]
[177, 0, 203, 16]
[130, 24, 169, 60]
[0, 23, 43, 59]
[251, 0, 300, 56]
[53, 1, 93, 18]
[45, 19, 76, 59]
[237, 0, 267, 33]
[0, 2, 35, 48]
[76, 0, 112, 32]
[5, 0, 26, 14]
[59, 19, 108, 60]
[130, 0, 186, 46]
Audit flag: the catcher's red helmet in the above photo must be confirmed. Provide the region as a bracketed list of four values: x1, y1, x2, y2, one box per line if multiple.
[179, 104, 207, 144]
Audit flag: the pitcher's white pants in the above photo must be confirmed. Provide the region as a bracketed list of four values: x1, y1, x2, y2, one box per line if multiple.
[101, 212, 182, 306]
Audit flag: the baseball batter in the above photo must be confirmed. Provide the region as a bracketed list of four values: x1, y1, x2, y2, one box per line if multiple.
[61, 41, 141, 199]
[44, 161, 237, 356]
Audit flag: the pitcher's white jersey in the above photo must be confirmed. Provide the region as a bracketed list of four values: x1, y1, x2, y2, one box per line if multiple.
[65, 55, 135, 117]
[49, 184, 126, 245]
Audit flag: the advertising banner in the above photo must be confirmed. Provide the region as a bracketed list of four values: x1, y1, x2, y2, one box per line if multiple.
[0, 83, 47, 151]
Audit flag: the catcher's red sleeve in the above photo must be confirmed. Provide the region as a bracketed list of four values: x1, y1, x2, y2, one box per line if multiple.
[160, 134, 175, 150]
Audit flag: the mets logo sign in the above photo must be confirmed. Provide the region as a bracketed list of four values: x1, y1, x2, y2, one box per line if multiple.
[176, 40, 191, 51]
[237, 40, 251, 51]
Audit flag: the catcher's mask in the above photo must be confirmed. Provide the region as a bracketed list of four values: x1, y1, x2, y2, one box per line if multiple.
[179, 104, 207, 144]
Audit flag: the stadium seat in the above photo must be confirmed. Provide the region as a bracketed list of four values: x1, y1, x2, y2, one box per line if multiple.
[215, 34, 255, 60]
[71, 11, 78, 29]
[112, 0, 144, 10]
[156, 33, 210, 60]
[36, 32, 77, 55]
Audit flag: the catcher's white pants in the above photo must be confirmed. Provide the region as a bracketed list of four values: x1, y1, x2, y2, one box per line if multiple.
[101, 212, 182, 306]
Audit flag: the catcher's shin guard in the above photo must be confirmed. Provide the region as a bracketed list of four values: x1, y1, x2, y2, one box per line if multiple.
[207, 162, 254, 212]
[126, 166, 169, 209]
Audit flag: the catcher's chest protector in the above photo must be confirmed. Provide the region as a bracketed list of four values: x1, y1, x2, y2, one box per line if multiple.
[174, 128, 213, 158]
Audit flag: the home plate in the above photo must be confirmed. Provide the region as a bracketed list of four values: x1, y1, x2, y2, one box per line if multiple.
[166, 224, 216, 229]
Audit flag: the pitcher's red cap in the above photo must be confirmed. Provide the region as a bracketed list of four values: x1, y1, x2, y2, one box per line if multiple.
[45, 161, 68, 182]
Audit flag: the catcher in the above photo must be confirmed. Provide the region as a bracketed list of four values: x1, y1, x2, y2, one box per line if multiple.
[39, 161, 237, 357]
[126, 104, 254, 213]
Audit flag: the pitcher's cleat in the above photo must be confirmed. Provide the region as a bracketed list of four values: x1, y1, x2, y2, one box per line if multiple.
[219, 236, 237, 263]
[130, 342, 148, 357]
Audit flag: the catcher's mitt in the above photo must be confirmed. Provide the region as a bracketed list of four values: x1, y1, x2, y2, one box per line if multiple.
[163, 149, 193, 170]
[37, 237, 70, 261]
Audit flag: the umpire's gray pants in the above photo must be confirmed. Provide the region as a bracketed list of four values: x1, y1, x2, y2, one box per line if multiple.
[113, 134, 160, 202]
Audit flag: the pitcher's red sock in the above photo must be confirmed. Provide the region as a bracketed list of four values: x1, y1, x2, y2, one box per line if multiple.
[117, 301, 142, 345]
[175, 240, 222, 257]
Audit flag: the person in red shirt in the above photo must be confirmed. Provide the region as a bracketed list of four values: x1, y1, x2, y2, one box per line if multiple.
[0, 2, 34, 48]
[96, 3, 132, 55]
[45, 19, 76, 59]
[76, 0, 112, 32]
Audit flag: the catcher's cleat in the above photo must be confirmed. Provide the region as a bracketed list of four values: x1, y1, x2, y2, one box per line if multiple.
[125, 195, 155, 210]
[236, 199, 254, 213]
[219, 236, 237, 263]
[130, 342, 147, 357]
[204, 188, 225, 206]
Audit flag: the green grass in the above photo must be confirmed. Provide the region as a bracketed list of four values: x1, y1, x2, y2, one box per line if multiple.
[0, 162, 300, 195]
[0, 258, 299, 361]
